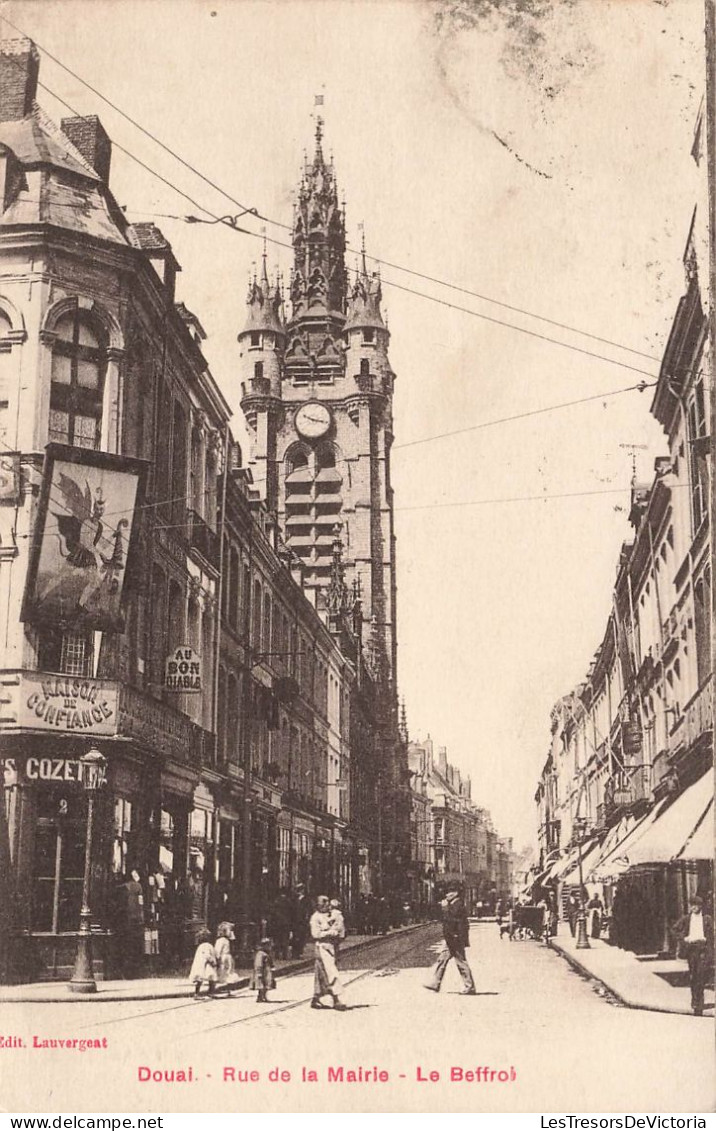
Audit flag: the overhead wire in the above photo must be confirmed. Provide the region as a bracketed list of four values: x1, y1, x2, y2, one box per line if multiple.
[0, 379, 659, 539]
[187, 218, 666, 382]
[0, 35, 685, 533]
[1, 14, 665, 370]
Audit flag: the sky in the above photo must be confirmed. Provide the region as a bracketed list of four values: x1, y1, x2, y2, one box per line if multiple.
[1, 0, 705, 849]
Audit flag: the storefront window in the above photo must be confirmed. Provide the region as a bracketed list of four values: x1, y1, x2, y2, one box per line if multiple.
[189, 807, 214, 922]
[159, 809, 175, 874]
[218, 819, 235, 884]
[112, 797, 133, 876]
[278, 827, 290, 888]
[32, 789, 87, 933]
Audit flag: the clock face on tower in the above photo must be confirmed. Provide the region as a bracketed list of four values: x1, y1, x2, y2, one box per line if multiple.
[295, 402, 331, 440]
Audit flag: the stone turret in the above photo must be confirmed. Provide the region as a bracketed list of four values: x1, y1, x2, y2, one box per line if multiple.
[344, 235, 392, 397]
[238, 247, 285, 401]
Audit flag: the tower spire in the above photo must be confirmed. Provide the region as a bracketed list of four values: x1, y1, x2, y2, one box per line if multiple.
[314, 115, 324, 165]
[260, 234, 270, 291]
[290, 118, 347, 321]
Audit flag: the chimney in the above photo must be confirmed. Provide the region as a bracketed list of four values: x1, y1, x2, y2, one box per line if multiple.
[61, 115, 112, 182]
[0, 39, 39, 121]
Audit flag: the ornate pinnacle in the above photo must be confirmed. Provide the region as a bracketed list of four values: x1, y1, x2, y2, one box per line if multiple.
[314, 115, 324, 163]
[399, 698, 408, 742]
[326, 522, 350, 616]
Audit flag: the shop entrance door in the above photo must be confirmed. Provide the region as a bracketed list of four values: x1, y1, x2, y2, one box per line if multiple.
[32, 791, 87, 933]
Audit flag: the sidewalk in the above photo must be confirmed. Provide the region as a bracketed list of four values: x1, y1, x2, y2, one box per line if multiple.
[0, 923, 426, 1004]
[550, 925, 714, 1018]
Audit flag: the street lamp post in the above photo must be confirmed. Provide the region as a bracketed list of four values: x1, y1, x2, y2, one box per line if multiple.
[68, 747, 107, 993]
[573, 815, 591, 951]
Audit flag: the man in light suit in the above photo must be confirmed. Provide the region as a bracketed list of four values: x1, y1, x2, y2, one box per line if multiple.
[673, 894, 713, 1016]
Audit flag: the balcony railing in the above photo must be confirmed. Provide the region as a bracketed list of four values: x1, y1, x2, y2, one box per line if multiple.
[669, 678, 714, 750]
[604, 764, 652, 817]
[186, 508, 220, 569]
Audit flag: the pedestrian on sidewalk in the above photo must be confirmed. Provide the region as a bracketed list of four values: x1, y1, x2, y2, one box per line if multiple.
[566, 892, 579, 938]
[425, 890, 476, 996]
[269, 891, 292, 960]
[189, 928, 217, 999]
[673, 895, 713, 1016]
[215, 922, 239, 993]
[250, 936, 276, 1004]
[310, 895, 347, 1011]
[587, 894, 604, 940]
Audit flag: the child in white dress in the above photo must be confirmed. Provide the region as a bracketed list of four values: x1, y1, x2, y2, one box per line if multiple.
[189, 927, 217, 998]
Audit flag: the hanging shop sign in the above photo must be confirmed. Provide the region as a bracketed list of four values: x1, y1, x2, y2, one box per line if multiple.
[21, 444, 148, 633]
[10, 672, 118, 735]
[0, 453, 20, 504]
[164, 646, 202, 693]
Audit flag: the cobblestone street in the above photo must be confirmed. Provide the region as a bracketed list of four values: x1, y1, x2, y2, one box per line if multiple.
[1, 924, 711, 1113]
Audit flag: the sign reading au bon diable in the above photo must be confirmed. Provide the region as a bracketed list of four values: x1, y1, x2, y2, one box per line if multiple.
[164, 646, 202, 693]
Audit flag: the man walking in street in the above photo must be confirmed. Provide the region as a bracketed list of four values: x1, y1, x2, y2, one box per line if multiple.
[310, 895, 348, 1011]
[673, 894, 713, 1016]
[425, 889, 476, 995]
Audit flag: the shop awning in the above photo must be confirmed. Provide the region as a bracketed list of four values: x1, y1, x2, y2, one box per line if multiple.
[590, 801, 670, 880]
[576, 814, 636, 882]
[560, 834, 612, 886]
[626, 769, 713, 867]
[549, 836, 601, 883]
[544, 851, 572, 881]
[676, 798, 713, 861]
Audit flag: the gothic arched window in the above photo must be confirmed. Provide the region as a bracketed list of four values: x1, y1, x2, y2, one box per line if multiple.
[50, 309, 106, 449]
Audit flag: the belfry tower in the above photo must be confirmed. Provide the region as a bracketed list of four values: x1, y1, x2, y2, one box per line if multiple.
[239, 119, 398, 694]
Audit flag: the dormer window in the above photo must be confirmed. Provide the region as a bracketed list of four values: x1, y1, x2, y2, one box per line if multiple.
[362, 329, 374, 344]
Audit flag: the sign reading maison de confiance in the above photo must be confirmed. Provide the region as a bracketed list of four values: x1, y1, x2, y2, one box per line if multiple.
[14, 671, 118, 735]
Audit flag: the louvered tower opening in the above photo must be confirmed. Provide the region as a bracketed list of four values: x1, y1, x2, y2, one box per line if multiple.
[285, 445, 343, 587]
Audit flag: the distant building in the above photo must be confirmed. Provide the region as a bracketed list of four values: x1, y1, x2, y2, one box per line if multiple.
[535, 108, 712, 950]
[407, 736, 515, 910]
